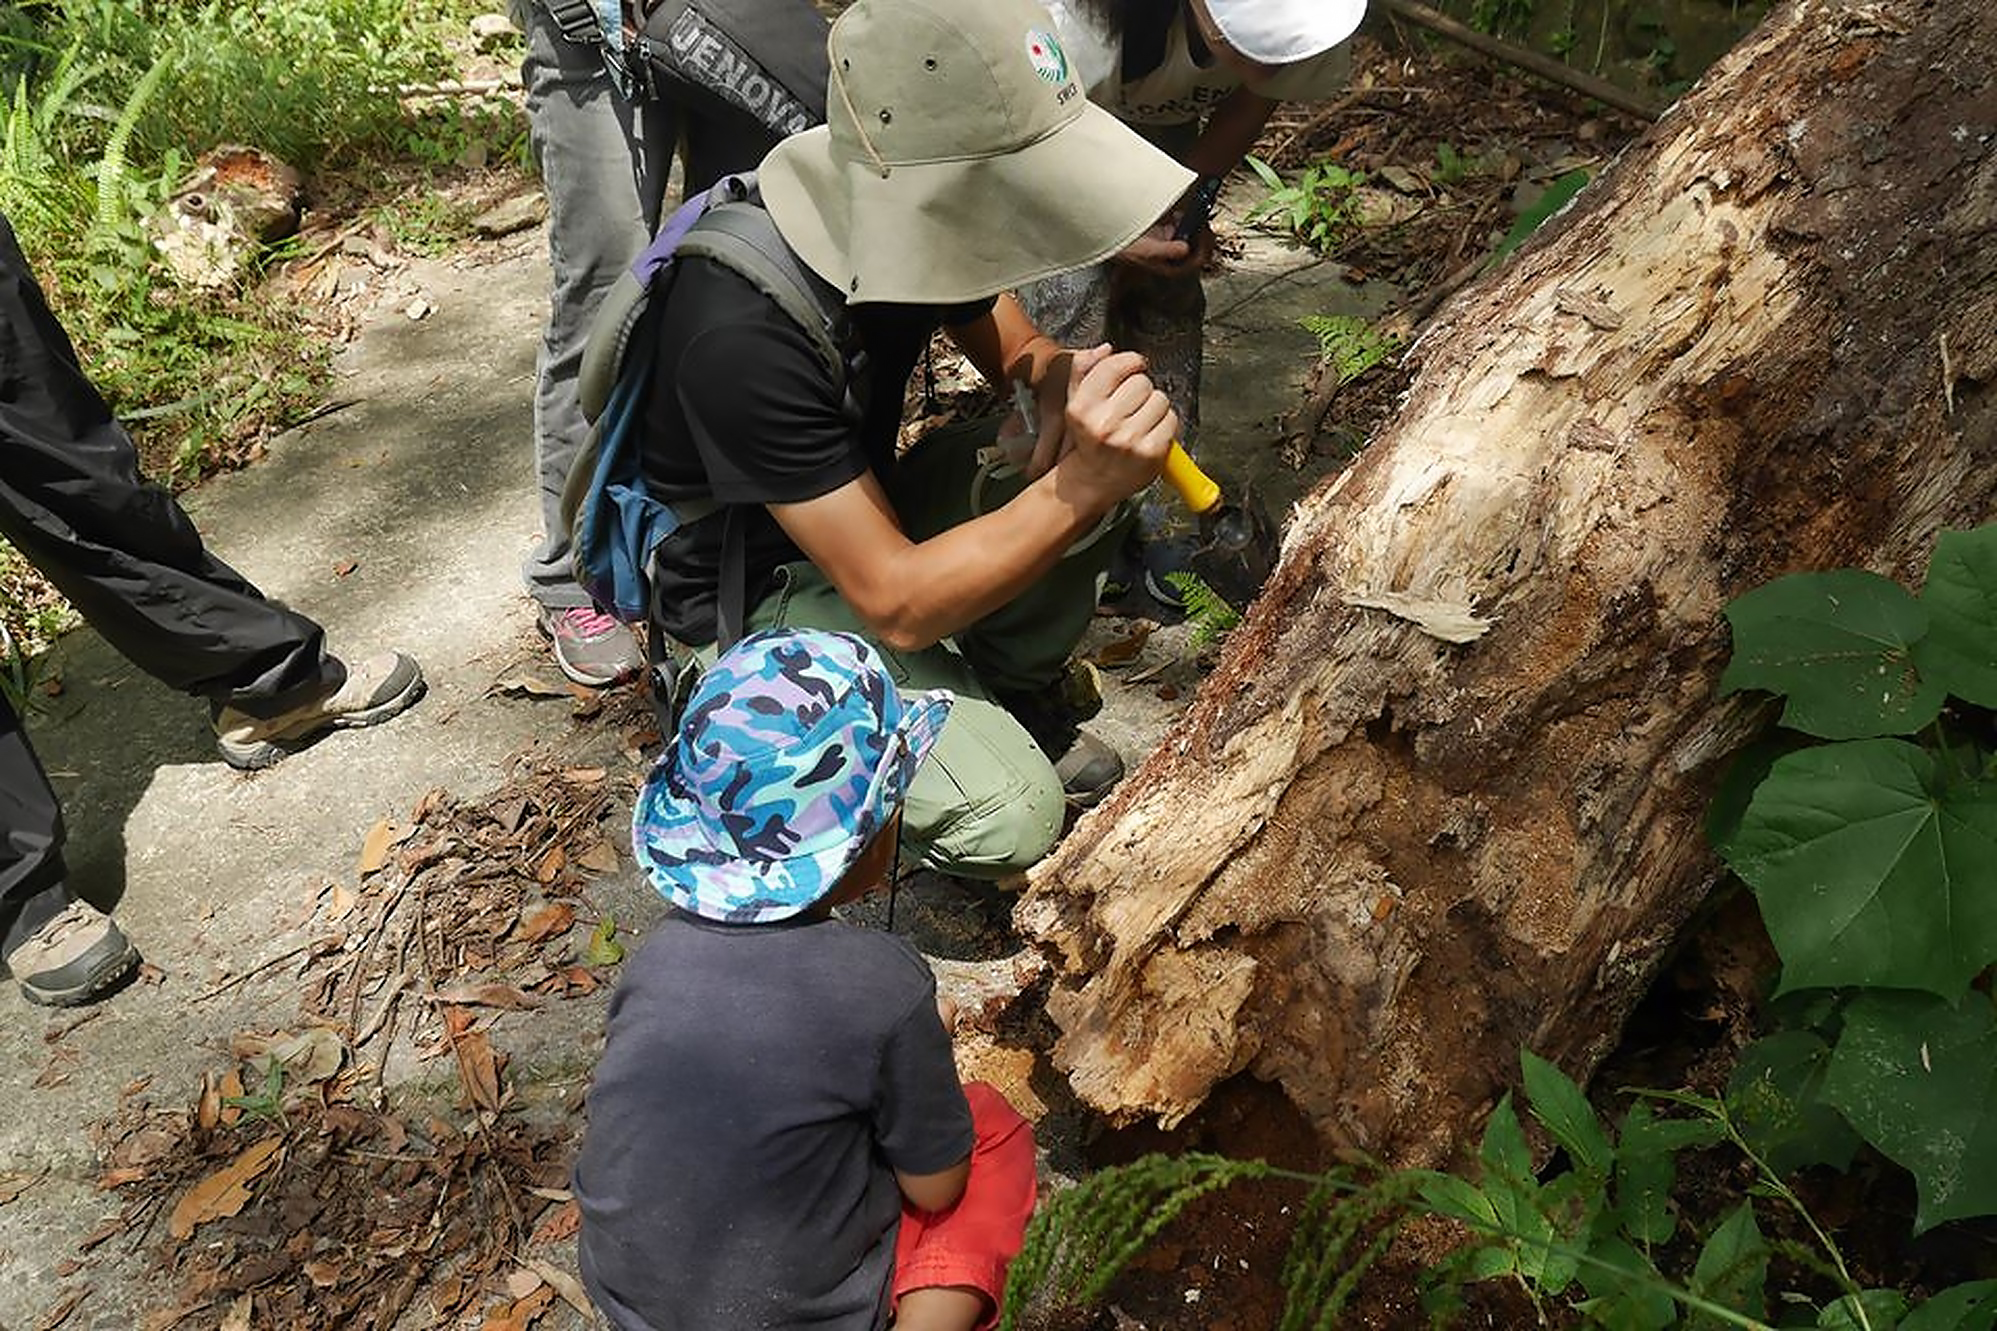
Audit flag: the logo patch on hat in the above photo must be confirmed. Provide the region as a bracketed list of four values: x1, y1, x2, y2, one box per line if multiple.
[1025, 27, 1068, 85]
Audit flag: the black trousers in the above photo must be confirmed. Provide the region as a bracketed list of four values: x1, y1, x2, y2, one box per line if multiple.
[0, 211, 340, 915]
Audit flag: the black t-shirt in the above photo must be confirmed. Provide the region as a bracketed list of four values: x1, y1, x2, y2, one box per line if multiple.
[573, 910, 974, 1330]
[640, 254, 994, 645]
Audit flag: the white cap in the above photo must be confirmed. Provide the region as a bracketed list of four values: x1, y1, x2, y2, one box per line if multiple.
[1204, 0, 1367, 66]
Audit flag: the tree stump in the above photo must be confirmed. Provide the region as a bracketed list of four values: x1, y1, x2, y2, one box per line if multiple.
[1019, 0, 1997, 1165]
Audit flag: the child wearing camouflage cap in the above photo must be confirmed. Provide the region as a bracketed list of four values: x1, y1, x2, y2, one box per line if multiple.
[573, 627, 1037, 1330]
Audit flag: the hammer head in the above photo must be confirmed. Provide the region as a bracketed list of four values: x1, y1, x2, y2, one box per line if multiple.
[1115, 472, 1280, 621]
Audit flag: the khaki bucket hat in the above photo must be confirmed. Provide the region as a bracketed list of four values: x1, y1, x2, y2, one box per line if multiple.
[758, 0, 1196, 306]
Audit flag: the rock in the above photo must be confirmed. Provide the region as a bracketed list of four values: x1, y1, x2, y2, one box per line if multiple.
[148, 145, 303, 291]
[470, 12, 518, 50]
[472, 193, 548, 238]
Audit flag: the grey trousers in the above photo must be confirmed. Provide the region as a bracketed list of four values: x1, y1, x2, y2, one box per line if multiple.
[514, 0, 679, 612]
[512, 0, 790, 611]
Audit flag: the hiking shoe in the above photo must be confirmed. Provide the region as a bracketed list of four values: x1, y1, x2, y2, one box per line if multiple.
[1053, 731, 1124, 809]
[215, 650, 426, 770]
[4, 900, 139, 1007]
[539, 605, 643, 688]
[994, 661, 1123, 807]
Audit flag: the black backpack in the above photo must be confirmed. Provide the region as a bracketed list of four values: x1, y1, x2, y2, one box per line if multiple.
[557, 173, 864, 705]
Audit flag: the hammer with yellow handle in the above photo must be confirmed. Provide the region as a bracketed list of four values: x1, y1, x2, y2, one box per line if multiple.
[1012, 383, 1275, 597]
[1160, 441, 1222, 514]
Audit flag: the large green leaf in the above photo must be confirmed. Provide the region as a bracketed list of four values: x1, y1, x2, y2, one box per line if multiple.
[1915, 526, 1997, 708]
[1822, 992, 1997, 1232]
[1717, 739, 1997, 995]
[1903, 1280, 1997, 1331]
[1687, 1203, 1768, 1329]
[1721, 569, 1943, 739]
[1821, 1290, 1913, 1329]
[1726, 1030, 1862, 1176]
[1522, 1049, 1613, 1180]
[1613, 1103, 1680, 1247]
[1573, 1235, 1676, 1331]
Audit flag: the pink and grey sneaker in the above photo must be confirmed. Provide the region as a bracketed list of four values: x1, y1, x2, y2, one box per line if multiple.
[539, 605, 643, 688]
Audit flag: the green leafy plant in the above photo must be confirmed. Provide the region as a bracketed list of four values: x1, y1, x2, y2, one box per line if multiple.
[1300, 313, 1402, 387]
[1433, 139, 1472, 185]
[1244, 154, 1368, 253]
[367, 189, 477, 259]
[223, 1055, 290, 1127]
[1711, 523, 1997, 1232]
[1163, 571, 1242, 650]
[583, 916, 626, 967]
[1001, 1050, 1997, 1329]
[1489, 168, 1591, 268]
[1469, 0, 1537, 38]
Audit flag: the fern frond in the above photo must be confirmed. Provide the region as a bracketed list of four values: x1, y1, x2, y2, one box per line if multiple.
[1278, 1170, 1422, 1331]
[1300, 313, 1402, 386]
[91, 49, 171, 240]
[1163, 571, 1242, 649]
[1000, 1153, 1277, 1329]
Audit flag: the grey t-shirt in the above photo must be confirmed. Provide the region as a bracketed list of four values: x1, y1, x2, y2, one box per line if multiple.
[574, 909, 975, 1330]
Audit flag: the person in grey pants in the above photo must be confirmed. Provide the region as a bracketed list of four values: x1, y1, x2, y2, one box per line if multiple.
[510, 0, 827, 686]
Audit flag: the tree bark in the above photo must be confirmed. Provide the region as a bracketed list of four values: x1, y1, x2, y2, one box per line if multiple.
[1019, 0, 1997, 1165]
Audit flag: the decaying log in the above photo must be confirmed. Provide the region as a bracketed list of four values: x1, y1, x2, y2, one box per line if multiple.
[1020, 0, 1997, 1164]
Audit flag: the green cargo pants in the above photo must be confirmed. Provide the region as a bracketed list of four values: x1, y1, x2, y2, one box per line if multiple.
[688, 414, 1131, 879]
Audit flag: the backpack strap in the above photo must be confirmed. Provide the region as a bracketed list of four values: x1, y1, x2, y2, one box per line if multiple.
[541, 0, 607, 44]
[675, 201, 866, 432]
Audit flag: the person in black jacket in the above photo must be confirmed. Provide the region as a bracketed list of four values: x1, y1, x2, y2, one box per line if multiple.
[0, 214, 424, 1006]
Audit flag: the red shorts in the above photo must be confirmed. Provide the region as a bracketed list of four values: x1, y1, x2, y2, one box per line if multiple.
[891, 1082, 1037, 1331]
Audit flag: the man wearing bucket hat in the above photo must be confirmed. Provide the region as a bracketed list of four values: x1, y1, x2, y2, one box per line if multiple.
[1025, 0, 1367, 615]
[574, 627, 1038, 1330]
[637, 0, 1198, 882]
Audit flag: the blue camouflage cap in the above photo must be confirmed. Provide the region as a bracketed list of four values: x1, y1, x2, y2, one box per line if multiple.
[632, 628, 953, 923]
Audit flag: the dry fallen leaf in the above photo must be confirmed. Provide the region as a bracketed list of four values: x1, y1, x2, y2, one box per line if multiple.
[530, 1198, 581, 1246]
[219, 1292, 252, 1331]
[431, 981, 541, 1011]
[576, 839, 619, 874]
[168, 1136, 285, 1240]
[529, 1260, 591, 1316]
[333, 558, 358, 577]
[562, 766, 608, 785]
[515, 902, 575, 945]
[491, 673, 570, 699]
[326, 882, 357, 921]
[358, 818, 416, 876]
[237, 1027, 345, 1085]
[218, 1068, 245, 1128]
[506, 1268, 545, 1300]
[480, 1284, 555, 1331]
[534, 846, 567, 885]
[197, 1070, 221, 1132]
[452, 1029, 504, 1114]
[1090, 622, 1153, 668]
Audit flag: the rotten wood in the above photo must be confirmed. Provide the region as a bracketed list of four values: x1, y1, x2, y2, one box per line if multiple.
[1021, 0, 1997, 1163]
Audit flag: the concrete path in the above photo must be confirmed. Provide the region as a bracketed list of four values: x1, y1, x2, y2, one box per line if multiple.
[0, 191, 1375, 1329]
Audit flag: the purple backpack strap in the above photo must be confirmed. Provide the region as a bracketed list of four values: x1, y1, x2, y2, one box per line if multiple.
[631, 173, 757, 284]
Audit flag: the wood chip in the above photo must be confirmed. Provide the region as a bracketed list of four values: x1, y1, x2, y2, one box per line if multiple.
[1553, 286, 1624, 330]
[36, 1286, 89, 1331]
